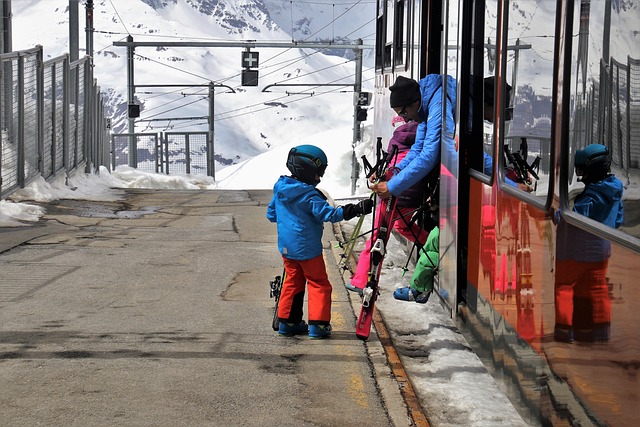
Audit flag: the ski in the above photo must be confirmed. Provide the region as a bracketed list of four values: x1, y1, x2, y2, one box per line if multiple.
[355, 196, 397, 340]
[269, 270, 285, 331]
[354, 137, 399, 341]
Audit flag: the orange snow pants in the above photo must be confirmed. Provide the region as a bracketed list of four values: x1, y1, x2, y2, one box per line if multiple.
[278, 254, 332, 325]
[554, 259, 611, 341]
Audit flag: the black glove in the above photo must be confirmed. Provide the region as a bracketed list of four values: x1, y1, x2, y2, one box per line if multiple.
[342, 199, 374, 221]
[358, 198, 374, 215]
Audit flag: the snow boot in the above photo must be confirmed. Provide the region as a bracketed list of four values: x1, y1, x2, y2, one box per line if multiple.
[309, 324, 332, 339]
[278, 321, 309, 337]
[393, 287, 430, 303]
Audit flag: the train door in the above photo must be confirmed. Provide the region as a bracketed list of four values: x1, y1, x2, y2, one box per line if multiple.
[436, 0, 463, 313]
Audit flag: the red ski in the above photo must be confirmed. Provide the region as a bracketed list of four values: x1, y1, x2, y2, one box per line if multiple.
[355, 196, 397, 340]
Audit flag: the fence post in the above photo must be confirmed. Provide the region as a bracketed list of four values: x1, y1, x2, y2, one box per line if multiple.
[208, 81, 215, 179]
[63, 56, 70, 173]
[37, 47, 45, 176]
[17, 52, 24, 188]
[185, 134, 191, 175]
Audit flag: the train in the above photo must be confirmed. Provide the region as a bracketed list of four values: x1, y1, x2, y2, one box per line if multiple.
[371, 1, 640, 425]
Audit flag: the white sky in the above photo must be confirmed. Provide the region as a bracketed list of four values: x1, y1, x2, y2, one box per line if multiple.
[0, 123, 531, 426]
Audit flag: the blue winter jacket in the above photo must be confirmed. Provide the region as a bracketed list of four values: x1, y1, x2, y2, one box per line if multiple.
[266, 175, 345, 261]
[574, 175, 624, 228]
[388, 74, 457, 196]
[557, 175, 624, 262]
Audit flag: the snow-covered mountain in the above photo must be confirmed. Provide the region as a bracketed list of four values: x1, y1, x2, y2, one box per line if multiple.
[10, 0, 375, 171]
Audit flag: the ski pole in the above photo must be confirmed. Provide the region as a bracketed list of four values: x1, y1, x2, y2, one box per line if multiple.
[339, 212, 367, 268]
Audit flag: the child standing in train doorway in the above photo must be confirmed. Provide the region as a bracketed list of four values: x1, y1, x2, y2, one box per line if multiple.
[266, 145, 373, 339]
[554, 144, 624, 343]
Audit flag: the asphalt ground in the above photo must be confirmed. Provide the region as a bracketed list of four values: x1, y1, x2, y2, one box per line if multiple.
[0, 189, 419, 427]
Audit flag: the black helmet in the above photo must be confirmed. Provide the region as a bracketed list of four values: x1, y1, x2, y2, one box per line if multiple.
[575, 143, 611, 184]
[286, 145, 328, 185]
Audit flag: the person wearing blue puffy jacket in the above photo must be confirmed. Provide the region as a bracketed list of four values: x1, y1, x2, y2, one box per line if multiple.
[371, 74, 456, 199]
[267, 145, 373, 339]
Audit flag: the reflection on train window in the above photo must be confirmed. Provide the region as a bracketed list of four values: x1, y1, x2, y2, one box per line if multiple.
[480, 0, 498, 180]
[502, 0, 556, 196]
[568, 1, 639, 238]
[443, 1, 460, 81]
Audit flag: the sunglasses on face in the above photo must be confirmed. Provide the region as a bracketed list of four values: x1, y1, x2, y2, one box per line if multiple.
[399, 105, 409, 118]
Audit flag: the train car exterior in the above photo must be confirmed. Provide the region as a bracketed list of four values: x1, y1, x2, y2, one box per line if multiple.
[372, 1, 640, 425]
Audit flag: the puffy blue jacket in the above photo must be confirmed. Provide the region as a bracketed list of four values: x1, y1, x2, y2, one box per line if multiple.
[574, 175, 624, 228]
[266, 176, 344, 260]
[557, 175, 624, 262]
[388, 74, 457, 196]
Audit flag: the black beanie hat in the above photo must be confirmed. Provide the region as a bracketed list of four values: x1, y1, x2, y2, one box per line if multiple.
[483, 76, 512, 107]
[389, 76, 421, 108]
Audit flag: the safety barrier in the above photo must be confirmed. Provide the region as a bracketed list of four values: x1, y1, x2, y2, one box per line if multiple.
[0, 46, 110, 199]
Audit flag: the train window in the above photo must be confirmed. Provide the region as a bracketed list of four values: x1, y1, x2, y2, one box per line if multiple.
[384, 0, 393, 68]
[501, 1, 556, 198]
[411, 0, 422, 78]
[475, 0, 499, 181]
[567, 1, 640, 238]
[393, 0, 406, 68]
[375, 1, 384, 71]
[443, 0, 460, 79]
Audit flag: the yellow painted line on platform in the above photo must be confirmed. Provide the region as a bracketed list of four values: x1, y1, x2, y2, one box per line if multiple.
[331, 309, 370, 409]
[373, 308, 431, 427]
[331, 238, 428, 421]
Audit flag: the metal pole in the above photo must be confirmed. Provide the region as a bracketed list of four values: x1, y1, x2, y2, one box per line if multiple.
[126, 35, 135, 167]
[85, 0, 95, 172]
[2, 0, 13, 150]
[208, 81, 215, 180]
[351, 38, 363, 195]
[2, 0, 11, 54]
[69, 0, 79, 62]
[85, 0, 94, 60]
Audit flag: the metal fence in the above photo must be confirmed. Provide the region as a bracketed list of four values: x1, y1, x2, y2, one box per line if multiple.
[0, 46, 110, 199]
[587, 56, 639, 170]
[111, 131, 214, 178]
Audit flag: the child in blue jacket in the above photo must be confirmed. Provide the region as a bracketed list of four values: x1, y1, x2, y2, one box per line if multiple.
[267, 145, 373, 338]
[554, 144, 624, 342]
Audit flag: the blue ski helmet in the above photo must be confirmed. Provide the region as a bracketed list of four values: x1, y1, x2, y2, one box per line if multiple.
[575, 144, 611, 184]
[286, 145, 328, 185]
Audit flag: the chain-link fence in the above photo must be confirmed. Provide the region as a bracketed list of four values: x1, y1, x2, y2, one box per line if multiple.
[0, 46, 110, 199]
[111, 131, 213, 178]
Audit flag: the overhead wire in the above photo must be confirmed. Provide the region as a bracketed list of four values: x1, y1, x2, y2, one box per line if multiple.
[107, 0, 131, 36]
[215, 70, 375, 121]
[104, 0, 373, 125]
[301, 0, 363, 42]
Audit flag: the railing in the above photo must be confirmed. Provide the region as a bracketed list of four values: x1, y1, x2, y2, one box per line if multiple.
[111, 131, 213, 178]
[0, 46, 110, 199]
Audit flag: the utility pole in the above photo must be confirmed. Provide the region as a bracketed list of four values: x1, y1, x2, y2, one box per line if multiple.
[351, 38, 363, 195]
[85, 0, 94, 60]
[1, 0, 11, 54]
[84, 0, 94, 173]
[126, 35, 136, 166]
[1, 0, 12, 153]
[69, 0, 79, 62]
[208, 81, 215, 179]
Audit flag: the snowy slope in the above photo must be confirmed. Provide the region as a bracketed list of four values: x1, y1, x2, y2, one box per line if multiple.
[10, 0, 375, 171]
